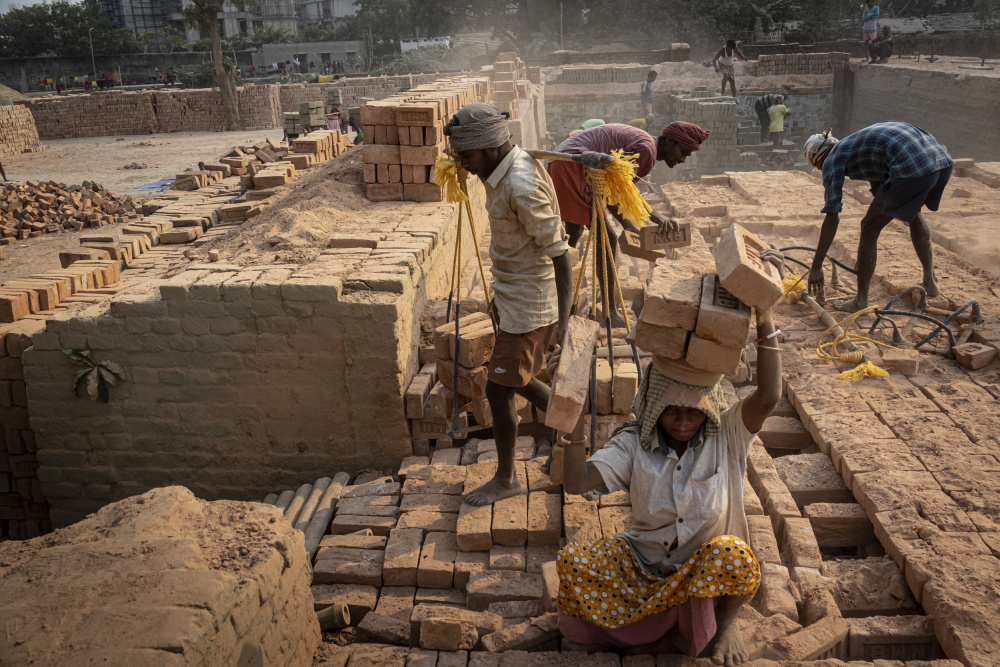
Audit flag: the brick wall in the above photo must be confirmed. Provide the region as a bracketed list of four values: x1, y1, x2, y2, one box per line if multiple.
[22, 182, 488, 528]
[16, 85, 282, 140]
[845, 64, 1000, 162]
[540, 43, 690, 67]
[544, 96, 645, 141]
[0, 106, 43, 159]
[276, 74, 446, 113]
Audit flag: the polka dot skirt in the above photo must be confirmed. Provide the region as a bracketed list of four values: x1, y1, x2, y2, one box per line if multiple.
[555, 534, 761, 630]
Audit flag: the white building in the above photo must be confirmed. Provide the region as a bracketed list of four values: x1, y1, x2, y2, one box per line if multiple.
[299, 0, 356, 26]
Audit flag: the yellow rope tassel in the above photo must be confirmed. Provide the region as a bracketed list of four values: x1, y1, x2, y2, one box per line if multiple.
[815, 305, 898, 381]
[783, 269, 806, 303]
[595, 149, 652, 226]
[433, 154, 469, 203]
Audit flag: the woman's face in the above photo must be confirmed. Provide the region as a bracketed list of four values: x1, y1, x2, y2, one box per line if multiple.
[658, 406, 708, 443]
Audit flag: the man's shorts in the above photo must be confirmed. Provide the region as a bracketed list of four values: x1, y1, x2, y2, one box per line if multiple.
[869, 166, 952, 224]
[863, 31, 878, 40]
[487, 323, 557, 388]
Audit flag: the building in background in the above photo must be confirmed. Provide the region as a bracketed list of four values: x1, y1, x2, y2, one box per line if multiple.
[299, 0, 356, 26]
[95, 0, 180, 36]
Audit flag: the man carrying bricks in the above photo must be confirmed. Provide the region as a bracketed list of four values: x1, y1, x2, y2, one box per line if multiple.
[444, 103, 573, 506]
[803, 121, 954, 311]
[556, 273, 782, 663]
[548, 121, 711, 326]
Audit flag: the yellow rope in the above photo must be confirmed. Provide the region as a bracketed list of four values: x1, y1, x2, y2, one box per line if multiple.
[596, 149, 652, 226]
[434, 155, 491, 305]
[815, 305, 900, 381]
[783, 269, 806, 303]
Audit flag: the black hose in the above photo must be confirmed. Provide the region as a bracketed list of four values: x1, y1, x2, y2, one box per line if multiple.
[914, 301, 980, 349]
[877, 308, 957, 354]
[778, 246, 858, 274]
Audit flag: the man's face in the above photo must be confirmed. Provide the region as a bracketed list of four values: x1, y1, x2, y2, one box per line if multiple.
[648, 73, 658, 83]
[662, 140, 693, 169]
[456, 147, 499, 180]
[658, 406, 708, 444]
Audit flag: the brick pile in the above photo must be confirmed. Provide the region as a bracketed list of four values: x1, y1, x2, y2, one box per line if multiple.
[16, 85, 283, 140]
[487, 52, 528, 119]
[554, 64, 649, 85]
[361, 76, 492, 202]
[659, 91, 763, 177]
[0, 180, 139, 245]
[750, 52, 851, 76]
[0, 105, 43, 159]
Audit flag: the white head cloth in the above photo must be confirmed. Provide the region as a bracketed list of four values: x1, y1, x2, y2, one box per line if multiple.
[803, 131, 839, 166]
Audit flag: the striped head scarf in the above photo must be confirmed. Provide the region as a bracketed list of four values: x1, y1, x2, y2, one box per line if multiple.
[661, 121, 711, 152]
[443, 103, 511, 153]
[613, 361, 728, 452]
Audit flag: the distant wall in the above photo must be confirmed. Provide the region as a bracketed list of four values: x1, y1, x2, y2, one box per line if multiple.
[256, 41, 365, 69]
[0, 106, 43, 159]
[743, 30, 1000, 60]
[841, 64, 1000, 161]
[0, 51, 256, 92]
[275, 74, 447, 112]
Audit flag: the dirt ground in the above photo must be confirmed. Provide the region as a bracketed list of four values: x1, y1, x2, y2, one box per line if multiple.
[1, 129, 282, 199]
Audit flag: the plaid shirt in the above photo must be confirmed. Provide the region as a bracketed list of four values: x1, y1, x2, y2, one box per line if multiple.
[821, 121, 953, 213]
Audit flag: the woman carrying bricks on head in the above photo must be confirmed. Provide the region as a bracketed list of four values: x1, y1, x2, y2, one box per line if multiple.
[803, 121, 953, 312]
[547, 121, 711, 326]
[712, 40, 746, 97]
[444, 103, 574, 507]
[556, 290, 782, 664]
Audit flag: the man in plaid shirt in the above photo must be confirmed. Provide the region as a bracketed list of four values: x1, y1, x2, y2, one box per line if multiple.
[803, 121, 954, 311]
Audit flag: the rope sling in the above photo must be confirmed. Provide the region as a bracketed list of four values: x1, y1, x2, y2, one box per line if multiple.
[433, 148, 653, 443]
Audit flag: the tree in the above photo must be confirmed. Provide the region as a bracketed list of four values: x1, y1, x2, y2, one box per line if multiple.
[141, 26, 189, 53]
[0, 0, 140, 58]
[183, 0, 259, 131]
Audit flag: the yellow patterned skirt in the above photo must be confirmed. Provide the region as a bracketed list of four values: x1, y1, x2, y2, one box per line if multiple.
[556, 534, 761, 629]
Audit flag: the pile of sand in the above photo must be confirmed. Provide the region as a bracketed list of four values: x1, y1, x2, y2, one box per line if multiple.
[0, 84, 29, 105]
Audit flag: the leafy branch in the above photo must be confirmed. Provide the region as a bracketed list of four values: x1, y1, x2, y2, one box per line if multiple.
[63, 349, 125, 404]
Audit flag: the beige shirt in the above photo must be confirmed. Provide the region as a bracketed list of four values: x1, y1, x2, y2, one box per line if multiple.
[589, 400, 755, 576]
[483, 145, 570, 334]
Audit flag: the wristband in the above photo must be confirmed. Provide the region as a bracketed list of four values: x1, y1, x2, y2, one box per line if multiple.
[560, 435, 588, 446]
[756, 344, 781, 352]
[755, 329, 781, 343]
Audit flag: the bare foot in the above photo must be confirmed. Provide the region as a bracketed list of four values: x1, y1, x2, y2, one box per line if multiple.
[710, 622, 749, 666]
[463, 474, 522, 506]
[923, 278, 940, 298]
[832, 296, 866, 312]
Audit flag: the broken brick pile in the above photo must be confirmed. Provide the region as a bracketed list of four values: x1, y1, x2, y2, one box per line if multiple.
[0, 105, 43, 159]
[362, 76, 493, 202]
[0, 180, 139, 246]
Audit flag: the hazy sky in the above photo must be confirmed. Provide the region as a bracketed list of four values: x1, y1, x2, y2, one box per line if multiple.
[0, 0, 79, 14]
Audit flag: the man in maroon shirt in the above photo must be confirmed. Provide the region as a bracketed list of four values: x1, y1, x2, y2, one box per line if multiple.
[548, 121, 711, 325]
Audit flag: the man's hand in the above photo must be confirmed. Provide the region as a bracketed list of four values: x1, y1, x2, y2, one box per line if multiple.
[650, 213, 679, 236]
[546, 346, 562, 379]
[575, 151, 614, 171]
[760, 248, 785, 275]
[808, 266, 825, 297]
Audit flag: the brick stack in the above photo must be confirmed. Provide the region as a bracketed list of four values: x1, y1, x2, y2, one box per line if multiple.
[284, 112, 303, 136]
[405, 312, 499, 451]
[0, 180, 138, 243]
[276, 74, 445, 114]
[634, 223, 785, 376]
[361, 76, 492, 202]
[299, 101, 325, 127]
[750, 52, 851, 76]
[490, 52, 527, 120]
[0, 106, 43, 159]
[555, 65, 649, 85]
[660, 91, 762, 176]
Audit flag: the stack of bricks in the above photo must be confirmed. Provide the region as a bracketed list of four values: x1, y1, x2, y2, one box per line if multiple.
[555, 64, 649, 85]
[0, 105, 43, 159]
[405, 312, 500, 453]
[750, 52, 851, 76]
[299, 101, 326, 127]
[361, 76, 492, 203]
[634, 223, 784, 377]
[0, 180, 139, 244]
[660, 91, 762, 176]
[490, 52, 528, 119]
[288, 128, 352, 170]
[16, 85, 282, 140]
[284, 112, 303, 136]
[275, 74, 444, 114]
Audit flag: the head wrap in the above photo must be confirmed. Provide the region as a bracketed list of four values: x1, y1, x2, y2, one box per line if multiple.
[661, 121, 711, 152]
[803, 130, 838, 166]
[612, 359, 728, 452]
[443, 103, 511, 153]
[602, 115, 611, 124]
[645, 114, 656, 124]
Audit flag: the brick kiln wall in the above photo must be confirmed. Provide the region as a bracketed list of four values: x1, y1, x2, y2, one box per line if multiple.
[20, 181, 488, 528]
[0, 105, 44, 159]
[0, 486, 320, 666]
[846, 64, 1000, 163]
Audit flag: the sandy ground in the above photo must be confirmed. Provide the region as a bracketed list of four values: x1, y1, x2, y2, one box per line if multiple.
[1, 129, 282, 200]
[873, 54, 1000, 77]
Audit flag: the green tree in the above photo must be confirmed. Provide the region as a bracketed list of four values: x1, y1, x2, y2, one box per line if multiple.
[142, 26, 189, 53]
[0, 0, 140, 58]
[252, 24, 297, 45]
[183, 0, 259, 130]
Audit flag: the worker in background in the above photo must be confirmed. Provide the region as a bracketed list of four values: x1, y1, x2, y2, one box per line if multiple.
[768, 100, 790, 148]
[626, 114, 657, 131]
[753, 93, 785, 142]
[580, 117, 608, 130]
[869, 26, 894, 63]
[861, 0, 880, 58]
[713, 40, 747, 97]
[640, 71, 657, 117]
[803, 121, 954, 311]
[444, 103, 573, 507]
[556, 263, 781, 663]
[548, 121, 711, 326]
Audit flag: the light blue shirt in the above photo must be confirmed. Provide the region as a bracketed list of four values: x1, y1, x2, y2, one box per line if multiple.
[862, 5, 879, 32]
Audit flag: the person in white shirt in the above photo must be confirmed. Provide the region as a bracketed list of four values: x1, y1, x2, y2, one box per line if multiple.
[557, 286, 782, 664]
